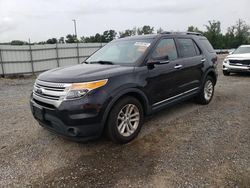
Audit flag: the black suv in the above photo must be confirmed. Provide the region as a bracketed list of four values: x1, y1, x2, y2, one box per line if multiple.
[30, 32, 218, 144]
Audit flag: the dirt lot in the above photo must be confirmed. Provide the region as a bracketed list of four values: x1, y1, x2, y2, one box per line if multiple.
[0, 55, 250, 188]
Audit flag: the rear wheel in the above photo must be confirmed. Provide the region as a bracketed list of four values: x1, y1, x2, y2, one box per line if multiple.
[195, 76, 215, 105]
[223, 70, 230, 76]
[106, 96, 144, 144]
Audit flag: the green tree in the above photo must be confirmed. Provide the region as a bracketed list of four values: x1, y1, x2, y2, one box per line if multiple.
[84, 36, 96, 43]
[233, 19, 250, 47]
[94, 33, 103, 42]
[102, 30, 117, 42]
[58, 37, 65, 44]
[187, 26, 203, 34]
[203, 20, 224, 49]
[65, 34, 77, 43]
[37, 41, 46, 45]
[223, 26, 236, 48]
[223, 19, 250, 48]
[137, 25, 154, 35]
[119, 28, 137, 38]
[80, 36, 85, 43]
[46, 38, 57, 44]
[81, 33, 104, 43]
[10, 40, 28, 45]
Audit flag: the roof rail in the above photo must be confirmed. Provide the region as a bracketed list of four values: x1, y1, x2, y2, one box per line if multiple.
[186, 32, 202, 36]
[160, 31, 202, 36]
[160, 31, 172, 34]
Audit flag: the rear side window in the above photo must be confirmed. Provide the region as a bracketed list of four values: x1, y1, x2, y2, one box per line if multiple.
[200, 39, 215, 53]
[178, 38, 198, 58]
[152, 38, 178, 61]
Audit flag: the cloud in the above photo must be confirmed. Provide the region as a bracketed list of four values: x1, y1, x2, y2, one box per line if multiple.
[0, 17, 16, 33]
[75, 0, 201, 15]
[0, 0, 249, 42]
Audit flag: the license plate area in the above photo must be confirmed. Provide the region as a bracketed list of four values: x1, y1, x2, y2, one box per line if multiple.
[33, 105, 44, 121]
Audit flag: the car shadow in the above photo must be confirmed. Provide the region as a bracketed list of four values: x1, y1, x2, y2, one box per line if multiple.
[228, 72, 250, 77]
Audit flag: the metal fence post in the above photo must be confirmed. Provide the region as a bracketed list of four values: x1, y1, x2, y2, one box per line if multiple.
[29, 40, 35, 75]
[76, 42, 80, 64]
[55, 43, 60, 67]
[0, 48, 5, 77]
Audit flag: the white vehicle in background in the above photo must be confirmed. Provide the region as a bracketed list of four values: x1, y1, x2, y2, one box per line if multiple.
[222, 45, 250, 76]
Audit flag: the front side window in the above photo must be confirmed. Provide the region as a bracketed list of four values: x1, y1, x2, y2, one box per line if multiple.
[151, 39, 178, 61]
[86, 39, 153, 65]
[178, 38, 198, 58]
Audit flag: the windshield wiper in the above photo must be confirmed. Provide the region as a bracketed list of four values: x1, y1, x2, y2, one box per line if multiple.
[89, 60, 114, 65]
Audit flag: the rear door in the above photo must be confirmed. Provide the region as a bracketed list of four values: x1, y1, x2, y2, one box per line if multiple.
[175, 37, 204, 93]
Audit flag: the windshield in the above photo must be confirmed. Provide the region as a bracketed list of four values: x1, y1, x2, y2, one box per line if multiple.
[233, 46, 250, 54]
[85, 39, 153, 65]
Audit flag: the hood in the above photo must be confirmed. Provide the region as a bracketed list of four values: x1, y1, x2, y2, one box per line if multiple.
[38, 64, 134, 83]
[227, 53, 250, 60]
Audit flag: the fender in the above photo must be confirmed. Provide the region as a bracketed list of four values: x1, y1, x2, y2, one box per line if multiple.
[100, 87, 151, 127]
[201, 67, 218, 86]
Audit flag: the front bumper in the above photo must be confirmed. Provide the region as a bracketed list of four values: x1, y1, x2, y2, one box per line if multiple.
[223, 62, 250, 73]
[30, 95, 106, 142]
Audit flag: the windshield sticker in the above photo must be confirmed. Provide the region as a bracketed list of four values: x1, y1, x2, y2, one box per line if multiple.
[137, 46, 148, 52]
[134, 42, 151, 47]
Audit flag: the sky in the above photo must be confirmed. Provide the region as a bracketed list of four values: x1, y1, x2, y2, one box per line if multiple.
[0, 0, 250, 42]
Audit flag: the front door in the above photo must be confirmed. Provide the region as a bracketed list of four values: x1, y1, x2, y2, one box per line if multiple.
[145, 38, 184, 106]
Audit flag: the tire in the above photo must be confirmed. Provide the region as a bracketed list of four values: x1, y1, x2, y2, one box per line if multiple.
[195, 76, 215, 105]
[223, 70, 230, 76]
[106, 96, 144, 144]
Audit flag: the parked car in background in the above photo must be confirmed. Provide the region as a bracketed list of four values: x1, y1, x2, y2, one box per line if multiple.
[30, 32, 218, 144]
[223, 45, 250, 76]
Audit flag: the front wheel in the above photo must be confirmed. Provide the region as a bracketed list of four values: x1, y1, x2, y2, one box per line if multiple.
[195, 76, 215, 105]
[106, 96, 144, 144]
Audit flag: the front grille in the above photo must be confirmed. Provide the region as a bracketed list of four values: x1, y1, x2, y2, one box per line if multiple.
[33, 80, 71, 108]
[35, 83, 65, 92]
[33, 98, 56, 109]
[34, 92, 60, 101]
[229, 59, 250, 66]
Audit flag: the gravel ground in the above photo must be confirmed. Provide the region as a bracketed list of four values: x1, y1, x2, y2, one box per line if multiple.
[0, 55, 250, 187]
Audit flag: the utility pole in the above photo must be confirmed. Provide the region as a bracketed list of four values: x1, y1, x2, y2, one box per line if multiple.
[72, 19, 80, 64]
[72, 19, 77, 40]
[28, 38, 34, 75]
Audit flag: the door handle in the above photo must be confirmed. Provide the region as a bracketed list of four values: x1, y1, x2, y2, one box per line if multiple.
[174, 64, 183, 69]
[201, 58, 206, 62]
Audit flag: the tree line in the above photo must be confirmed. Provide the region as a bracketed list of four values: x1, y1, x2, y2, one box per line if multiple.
[5, 19, 250, 49]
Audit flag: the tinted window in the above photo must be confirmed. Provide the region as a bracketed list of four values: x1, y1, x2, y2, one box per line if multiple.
[178, 38, 198, 58]
[152, 39, 178, 61]
[200, 39, 215, 53]
[194, 42, 201, 55]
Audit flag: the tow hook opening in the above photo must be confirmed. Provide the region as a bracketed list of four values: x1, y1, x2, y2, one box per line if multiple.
[67, 128, 79, 137]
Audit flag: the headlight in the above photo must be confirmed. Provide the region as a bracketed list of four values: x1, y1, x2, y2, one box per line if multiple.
[223, 58, 229, 64]
[65, 79, 108, 100]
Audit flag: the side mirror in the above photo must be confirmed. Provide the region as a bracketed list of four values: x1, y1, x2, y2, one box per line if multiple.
[147, 55, 170, 66]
